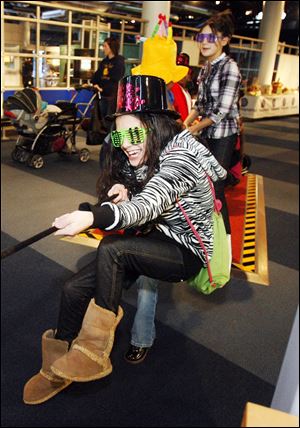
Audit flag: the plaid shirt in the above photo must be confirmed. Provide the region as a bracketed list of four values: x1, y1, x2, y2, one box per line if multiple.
[195, 53, 241, 139]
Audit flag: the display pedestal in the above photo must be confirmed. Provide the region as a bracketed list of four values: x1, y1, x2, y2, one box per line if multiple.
[240, 93, 299, 119]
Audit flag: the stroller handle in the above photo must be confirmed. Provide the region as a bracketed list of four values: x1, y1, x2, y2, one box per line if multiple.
[73, 84, 98, 92]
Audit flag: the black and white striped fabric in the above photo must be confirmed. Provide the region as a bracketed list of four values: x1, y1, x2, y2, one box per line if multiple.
[106, 130, 227, 264]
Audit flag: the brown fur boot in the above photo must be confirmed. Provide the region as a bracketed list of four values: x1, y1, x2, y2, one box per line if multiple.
[51, 299, 123, 382]
[23, 330, 72, 405]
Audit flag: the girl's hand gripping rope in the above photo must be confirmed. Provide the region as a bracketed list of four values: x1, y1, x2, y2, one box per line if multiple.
[53, 211, 94, 236]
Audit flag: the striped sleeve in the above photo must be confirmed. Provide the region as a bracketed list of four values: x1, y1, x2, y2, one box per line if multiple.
[114, 146, 200, 229]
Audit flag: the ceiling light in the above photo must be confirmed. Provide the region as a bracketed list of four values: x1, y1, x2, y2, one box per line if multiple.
[180, 4, 210, 15]
[256, 10, 286, 21]
[245, 10, 252, 16]
[41, 9, 66, 19]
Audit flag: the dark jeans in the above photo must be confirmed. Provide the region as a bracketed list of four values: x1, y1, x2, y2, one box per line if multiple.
[56, 233, 202, 343]
[205, 134, 237, 234]
[99, 96, 116, 131]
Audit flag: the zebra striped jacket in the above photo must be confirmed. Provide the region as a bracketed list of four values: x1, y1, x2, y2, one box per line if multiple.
[99, 130, 227, 264]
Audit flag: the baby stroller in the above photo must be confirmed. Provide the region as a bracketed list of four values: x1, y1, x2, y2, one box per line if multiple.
[3, 86, 98, 168]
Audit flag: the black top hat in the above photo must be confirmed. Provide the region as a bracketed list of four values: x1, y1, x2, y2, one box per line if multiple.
[107, 75, 180, 120]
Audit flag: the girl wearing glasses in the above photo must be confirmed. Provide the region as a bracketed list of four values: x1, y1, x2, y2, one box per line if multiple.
[183, 10, 242, 268]
[23, 75, 227, 405]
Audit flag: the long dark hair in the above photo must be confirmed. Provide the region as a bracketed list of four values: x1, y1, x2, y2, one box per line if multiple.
[105, 36, 120, 57]
[96, 113, 181, 202]
[200, 9, 234, 55]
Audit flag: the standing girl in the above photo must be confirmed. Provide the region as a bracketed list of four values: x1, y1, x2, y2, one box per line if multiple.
[91, 36, 125, 130]
[183, 10, 241, 266]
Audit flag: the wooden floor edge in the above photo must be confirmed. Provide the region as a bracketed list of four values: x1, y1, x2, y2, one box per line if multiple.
[231, 267, 269, 285]
[232, 173, 269, 286]
[255, 174, 270, 285]
[60, 236, 100, 248]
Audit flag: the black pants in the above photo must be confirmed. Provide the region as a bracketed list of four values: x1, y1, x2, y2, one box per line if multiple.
[99, 96, 116, 131]
[205, 134, 237, 234]
[55, 232, 202, 342]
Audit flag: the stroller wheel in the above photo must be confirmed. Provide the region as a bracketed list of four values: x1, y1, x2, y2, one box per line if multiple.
[27, 154, 44, 169]
[19, 150, 31, 163]
[11, 147, 24, 162]
[79, 148, 90, 163]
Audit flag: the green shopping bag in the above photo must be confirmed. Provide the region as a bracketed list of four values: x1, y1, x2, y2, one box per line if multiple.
[177, 176, 230, 295]
[187, 210, 230, 294]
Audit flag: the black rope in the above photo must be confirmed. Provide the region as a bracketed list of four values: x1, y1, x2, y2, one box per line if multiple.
[1, 194, 119, 260]
[1, 226, 57, 260]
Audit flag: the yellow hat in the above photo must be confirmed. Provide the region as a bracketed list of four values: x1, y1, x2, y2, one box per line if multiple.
[131, 35, 189, 84]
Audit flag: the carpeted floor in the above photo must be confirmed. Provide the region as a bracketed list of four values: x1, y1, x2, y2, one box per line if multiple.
[1, 233, 274, 427]
[1, 115, 299, 427]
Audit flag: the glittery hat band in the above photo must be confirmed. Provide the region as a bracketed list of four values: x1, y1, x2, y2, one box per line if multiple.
[118, 82, 146, 112]
[107, 75, 180, 120]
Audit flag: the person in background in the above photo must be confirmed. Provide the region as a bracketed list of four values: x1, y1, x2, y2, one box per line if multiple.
[23, 75, 227, 405]
[125, 276, 158, 363]
[22, 58, 33, 88]
[170, 53, 193, 121]
[91, 36, 125, 131]
[225, 88, 245, 187]
[183, 10, 241, 270]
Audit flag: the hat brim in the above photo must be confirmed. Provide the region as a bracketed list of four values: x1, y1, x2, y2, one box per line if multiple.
[106, 109, 180, 121]
[131, 64, 189, 84]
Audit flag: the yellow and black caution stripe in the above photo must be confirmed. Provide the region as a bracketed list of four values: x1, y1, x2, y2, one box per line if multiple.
[232, 174, 269, 285]
[61, 228, 106, 249]
[241, 174, 256, 272]
[78, 229, 104, 241]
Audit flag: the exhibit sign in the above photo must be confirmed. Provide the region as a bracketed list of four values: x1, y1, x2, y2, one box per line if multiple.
[240, 93, 299, 119]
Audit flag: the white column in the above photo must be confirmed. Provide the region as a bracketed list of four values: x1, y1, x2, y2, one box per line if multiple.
[142, 1, 171, 38]
[271, 307, 299, 417]
[258, 1, 285, 86]
[22, 21, 31, 49]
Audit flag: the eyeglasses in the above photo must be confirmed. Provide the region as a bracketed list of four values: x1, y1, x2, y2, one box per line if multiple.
[110, 127, 149, 148]
[195, 33, 221, 44]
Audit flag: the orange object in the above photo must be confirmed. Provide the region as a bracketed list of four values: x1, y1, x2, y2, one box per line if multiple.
[241, 402, 299, 427]
[225, 174, 248, 264]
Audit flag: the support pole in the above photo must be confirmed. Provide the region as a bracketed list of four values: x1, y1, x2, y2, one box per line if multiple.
[258, 1, 285, 86]
[142, 1, 171, 38]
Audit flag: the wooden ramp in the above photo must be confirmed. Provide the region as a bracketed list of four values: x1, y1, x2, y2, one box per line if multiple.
[229, 174, 269, 286]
